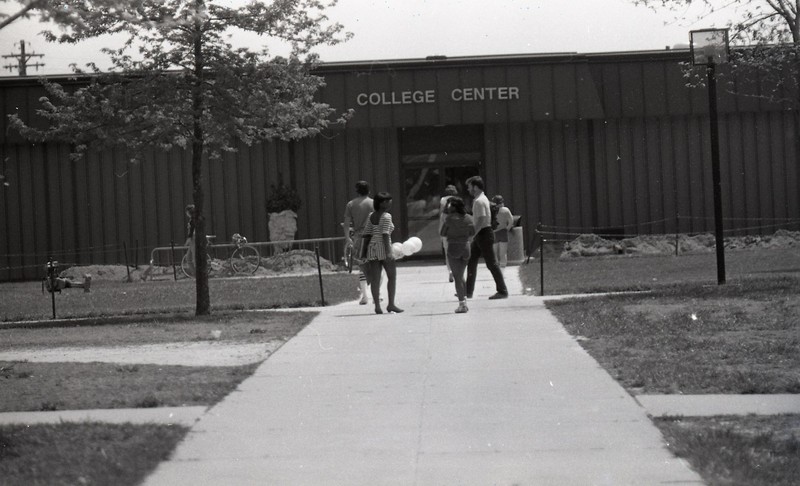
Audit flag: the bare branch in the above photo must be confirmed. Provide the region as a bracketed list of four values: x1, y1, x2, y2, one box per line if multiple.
[0, 0, 46, 30]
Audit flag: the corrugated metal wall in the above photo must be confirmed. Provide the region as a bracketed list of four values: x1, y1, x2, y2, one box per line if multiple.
[0, 127, 403, 281]
[2, 52, 799, 281]
[482, 110, 799, 248]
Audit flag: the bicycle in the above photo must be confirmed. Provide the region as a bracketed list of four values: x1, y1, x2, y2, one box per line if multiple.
[181, 235, 215, 279]
[181, 233, 260, 278]
[341, 223, 356, 273]
[227, 233, 261, 275]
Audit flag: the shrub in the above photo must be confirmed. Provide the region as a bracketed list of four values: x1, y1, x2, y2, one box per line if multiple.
[266, 183, 302, 213]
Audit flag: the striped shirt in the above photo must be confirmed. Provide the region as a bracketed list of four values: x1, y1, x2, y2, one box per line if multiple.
[363, 211, 394, 261]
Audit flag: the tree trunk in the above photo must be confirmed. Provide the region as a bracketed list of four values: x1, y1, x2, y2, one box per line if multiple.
[192, 0, 210, 315]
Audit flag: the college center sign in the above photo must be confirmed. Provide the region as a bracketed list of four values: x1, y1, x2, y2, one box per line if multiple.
[356, 86, 520, 106]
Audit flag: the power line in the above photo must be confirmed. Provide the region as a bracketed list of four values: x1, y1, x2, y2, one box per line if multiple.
[2, 39, 44, 76]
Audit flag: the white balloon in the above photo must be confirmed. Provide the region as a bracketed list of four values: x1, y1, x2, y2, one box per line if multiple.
[401, 241, 415, 256]
[392, 242, 404, 259]
[408, 237, 423, 253]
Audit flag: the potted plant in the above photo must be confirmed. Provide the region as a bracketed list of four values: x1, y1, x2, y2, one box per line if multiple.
[266, 182, 302, 251]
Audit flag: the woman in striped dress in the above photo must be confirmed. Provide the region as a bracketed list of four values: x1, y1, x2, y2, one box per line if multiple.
[363, 192, 404, 314]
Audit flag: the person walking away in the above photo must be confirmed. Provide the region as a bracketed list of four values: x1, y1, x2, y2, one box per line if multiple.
[492, 195, 514, 268]
[438, 184, 459, 282]
[343, 181, 374, 305]
[440, 196, 475, 313]
[465, 176, 508, 299]
[363, 192, 404, 314]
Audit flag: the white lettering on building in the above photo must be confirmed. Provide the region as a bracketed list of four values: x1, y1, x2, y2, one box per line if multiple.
[356, 90, 436, 106]
[450, 86, 519, 102]
[356, 87, 520, 106]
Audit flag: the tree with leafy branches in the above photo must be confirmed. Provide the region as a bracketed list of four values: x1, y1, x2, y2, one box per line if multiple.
[0, 0, 130, 31]
[633, 0, 799, 104]
[7, 0, 352, 315]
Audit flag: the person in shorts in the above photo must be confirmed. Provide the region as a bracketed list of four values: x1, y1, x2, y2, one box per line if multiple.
[343, 181, 374, 305]
[363, 192, 403, 314]
[492, 195, 514, 267]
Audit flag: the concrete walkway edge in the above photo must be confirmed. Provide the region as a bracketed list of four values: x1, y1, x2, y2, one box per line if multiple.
[0, 406, 207, 426]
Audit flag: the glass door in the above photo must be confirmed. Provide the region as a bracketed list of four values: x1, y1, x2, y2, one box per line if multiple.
[403, 154, 480, 257]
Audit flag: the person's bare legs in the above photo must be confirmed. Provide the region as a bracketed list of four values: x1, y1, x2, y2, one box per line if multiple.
[384, 259, 403, 313]
[367, 261, 383, 314]
[442, 237, 453, 281]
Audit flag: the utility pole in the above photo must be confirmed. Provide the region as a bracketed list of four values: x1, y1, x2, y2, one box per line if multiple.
[3, 40, 45, 76]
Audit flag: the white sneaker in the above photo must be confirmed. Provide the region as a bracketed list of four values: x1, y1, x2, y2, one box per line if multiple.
[455, 302, 468, 313]
[359, 296, 368, 305]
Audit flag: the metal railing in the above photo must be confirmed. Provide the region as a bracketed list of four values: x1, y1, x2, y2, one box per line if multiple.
[147, 236, 346, 279]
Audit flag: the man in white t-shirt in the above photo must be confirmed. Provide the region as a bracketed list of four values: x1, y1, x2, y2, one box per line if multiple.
[465, 176, 508, 299]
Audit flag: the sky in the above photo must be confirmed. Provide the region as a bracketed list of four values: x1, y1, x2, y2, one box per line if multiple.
[0, 0, 736, 76]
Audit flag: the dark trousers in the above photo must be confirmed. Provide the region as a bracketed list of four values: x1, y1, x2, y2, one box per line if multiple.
[466, 227, 508, 296]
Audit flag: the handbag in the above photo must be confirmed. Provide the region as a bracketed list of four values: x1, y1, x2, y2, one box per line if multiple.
[356, 234, 371, 260]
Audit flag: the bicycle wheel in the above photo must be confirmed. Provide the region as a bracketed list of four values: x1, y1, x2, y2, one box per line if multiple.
[345, 244, 354, 273]
[181, 252, 210, 278]
[181, 252, 195, 278]
[231, 245, 261, 275]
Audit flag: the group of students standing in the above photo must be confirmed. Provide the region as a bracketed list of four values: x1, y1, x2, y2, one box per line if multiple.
[439, 176, 510, 313]
[343, 176, 511, 315]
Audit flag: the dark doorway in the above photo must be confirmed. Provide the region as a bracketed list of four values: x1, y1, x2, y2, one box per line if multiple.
[399, 126, 484, 256]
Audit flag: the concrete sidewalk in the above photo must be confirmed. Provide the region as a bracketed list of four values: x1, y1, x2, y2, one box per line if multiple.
[143, 264, 703, 485]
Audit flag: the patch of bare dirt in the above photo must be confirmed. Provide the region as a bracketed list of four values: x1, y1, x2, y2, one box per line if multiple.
[0, 340, 284, 367]
[60, 249, 339, 282]
[561, 229, 800, 259]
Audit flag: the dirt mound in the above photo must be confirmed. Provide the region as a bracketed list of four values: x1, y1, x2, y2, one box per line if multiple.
[561, 230, 800, 259]
[60, 249, 339, 282]
[60, 264, 135, 281]
[260, 249, 338, 275]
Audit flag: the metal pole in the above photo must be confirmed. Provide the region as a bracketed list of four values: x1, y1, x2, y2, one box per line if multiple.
[123, 242, 132, 282]
[535, 223, 545, 296]
[539, 238, 545, 297]
[48, 257, 57, 319]
[315, 245, 326, 306]
[707, 61, 726, 284]
[171, 241, 178, 281]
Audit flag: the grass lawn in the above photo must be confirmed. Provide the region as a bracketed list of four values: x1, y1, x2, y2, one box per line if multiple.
[0, 272, 360, 322]
[656, 415, 800, 486]
[0, 311, 315, 413]
[520, 246, 800, 295]
[0, 310, 315, 348]
[518, 249, 800, 486]
[0, 423, 188, 486]
[0, 361, 261, 412]
[545, 277, 800, 394]
[0, 306, 319, 484]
